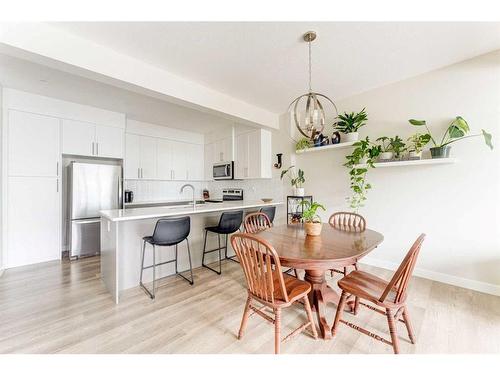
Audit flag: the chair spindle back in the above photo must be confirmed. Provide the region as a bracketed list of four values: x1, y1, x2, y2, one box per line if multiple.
[379, 233, 426, 304]
[244, 212, 272, 234]
[329, 212, 366, 232]
[231, 233, 289, 304]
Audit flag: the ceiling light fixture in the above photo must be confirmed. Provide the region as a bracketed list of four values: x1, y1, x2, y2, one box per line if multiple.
[288, 31, 338, 140]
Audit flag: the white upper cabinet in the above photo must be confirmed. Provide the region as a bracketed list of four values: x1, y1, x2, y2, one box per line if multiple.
[125, 134, 157, 179]
[170, 141, 187, 181]
[95, 125, 124, 159]
[234, 129, 272, 179]
[62, 119, 95, 157]
[8, 110, 60, 177]
[213, 136, 233, 162]
[125, 134, 141, 179]
[140, 136, 158, 179]
[204, 142, 215, 180]
[186, 143, 204, 181]
[62, 119, 124, 159]
[157, 138, 173, 180]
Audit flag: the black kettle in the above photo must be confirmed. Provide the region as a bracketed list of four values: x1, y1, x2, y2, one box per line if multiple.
[124, 190, 134, 203]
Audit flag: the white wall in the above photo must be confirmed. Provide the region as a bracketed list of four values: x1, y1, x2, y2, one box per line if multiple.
[0, 86, 3, 273]
[294, 50, 500, 295]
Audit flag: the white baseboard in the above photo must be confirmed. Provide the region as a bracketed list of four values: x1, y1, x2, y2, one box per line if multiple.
[360, 256, 500, 297]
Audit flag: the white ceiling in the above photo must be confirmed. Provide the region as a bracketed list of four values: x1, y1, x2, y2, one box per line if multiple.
[51, 22, 500, 113]
[0, 53, 233, 133]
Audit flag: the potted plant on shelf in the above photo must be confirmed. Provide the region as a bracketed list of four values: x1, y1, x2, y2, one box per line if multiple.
[376, 136, 406, 161]
[295, 138, 311, 152]
[280, 166, 306, 196]
[334, 108, 368, 143]
[390, 136, 406, 160]
[300, 200, 326, 236]
[409, 116, 493, 158]
[407, 133, 431, 159]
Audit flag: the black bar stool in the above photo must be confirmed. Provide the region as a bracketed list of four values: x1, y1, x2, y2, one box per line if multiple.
[140, 216, 194, 300]
[259, 206, 276, 223]
[201, 210, 243, 275]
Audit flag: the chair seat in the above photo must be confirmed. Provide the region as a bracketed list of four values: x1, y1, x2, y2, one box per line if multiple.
[142, 236, 183, 247]
[205, 225, 238, 235]
[338, 270, 399, 307]
[272, 273, 311, 304]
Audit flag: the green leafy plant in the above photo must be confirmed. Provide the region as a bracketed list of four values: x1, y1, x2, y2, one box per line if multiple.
[376, 135, 406, 156]
[409, 117, 493, 149]
[295, 138, 311, 151]
[344, 137, 381, 211]
[334, 108, 368, 134]
[407, 133, 431, 153]
[300, 200, 326, 223]
[280, 166, 305, 188]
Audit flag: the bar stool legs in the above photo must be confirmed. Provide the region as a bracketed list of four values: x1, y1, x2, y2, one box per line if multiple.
[140, 238, 194, 300]
[224, 234, 239, 263]
[202, 230, 223, 275]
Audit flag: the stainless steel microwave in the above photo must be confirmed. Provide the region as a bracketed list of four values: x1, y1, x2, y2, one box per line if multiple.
[213, 161, 234, 180]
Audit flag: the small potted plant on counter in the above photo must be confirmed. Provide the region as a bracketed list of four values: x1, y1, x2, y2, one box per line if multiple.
[300, 200, 326, 236]
[280, 165, 306, 196]
[407, 133, 431, 159]
[409, 116, 493, 158]
[334, 108, 368, 143]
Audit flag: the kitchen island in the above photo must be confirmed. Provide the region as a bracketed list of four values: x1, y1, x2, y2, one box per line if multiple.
[100, 200, 283, 303]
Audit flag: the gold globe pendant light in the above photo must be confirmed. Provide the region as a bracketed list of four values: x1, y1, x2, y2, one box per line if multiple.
[288, 31, 338, 140]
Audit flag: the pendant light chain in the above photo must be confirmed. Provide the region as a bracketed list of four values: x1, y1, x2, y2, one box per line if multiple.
[308, 39, 312, 93]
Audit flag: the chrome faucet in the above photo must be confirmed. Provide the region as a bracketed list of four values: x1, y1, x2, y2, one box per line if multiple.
[180, 184, 196, 207]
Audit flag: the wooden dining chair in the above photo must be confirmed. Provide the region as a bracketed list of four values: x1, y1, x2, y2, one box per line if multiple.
[230, 233, 318, 354]
[328, 212, 366, 276]
[331, 234, 425, 354]
[244, 213, 299, 278]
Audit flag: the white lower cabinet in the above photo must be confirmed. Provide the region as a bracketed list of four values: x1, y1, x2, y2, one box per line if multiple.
[7, 176, 60, 268]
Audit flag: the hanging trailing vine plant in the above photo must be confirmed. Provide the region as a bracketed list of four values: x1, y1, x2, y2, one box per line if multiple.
[344, 137, 381, 211]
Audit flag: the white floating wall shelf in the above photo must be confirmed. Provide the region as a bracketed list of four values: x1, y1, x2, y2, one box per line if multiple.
[354, 158, 458, 168]
[295, 141, 355, 154]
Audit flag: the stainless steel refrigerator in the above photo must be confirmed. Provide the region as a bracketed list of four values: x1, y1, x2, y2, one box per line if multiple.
[68, 162, 122, 258]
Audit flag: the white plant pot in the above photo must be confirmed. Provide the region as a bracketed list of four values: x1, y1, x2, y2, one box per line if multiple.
[342, 132, 359, 142]
[294, 187, 305, 196]
[409, 150, 422, 159]
[379, 151, 394, 161]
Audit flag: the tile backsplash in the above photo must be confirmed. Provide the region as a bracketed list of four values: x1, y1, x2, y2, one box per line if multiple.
[124, 178, 284, 203]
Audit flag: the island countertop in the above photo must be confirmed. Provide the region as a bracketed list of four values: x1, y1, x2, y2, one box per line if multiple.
[100, 200, 283, 222]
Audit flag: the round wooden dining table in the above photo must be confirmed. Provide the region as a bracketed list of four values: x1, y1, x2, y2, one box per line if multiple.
[255, 223, 384, 339]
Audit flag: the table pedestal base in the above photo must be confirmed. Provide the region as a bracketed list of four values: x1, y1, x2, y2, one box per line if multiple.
[304, 269, 352, 340]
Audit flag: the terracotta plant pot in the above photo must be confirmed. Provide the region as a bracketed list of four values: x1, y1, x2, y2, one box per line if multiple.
[304, 222, 322, 236]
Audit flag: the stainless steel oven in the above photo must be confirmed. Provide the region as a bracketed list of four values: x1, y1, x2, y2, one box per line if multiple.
[213, 161, 234, 180]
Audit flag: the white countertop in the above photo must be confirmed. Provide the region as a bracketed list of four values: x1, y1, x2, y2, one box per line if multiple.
[100, 200, 283, 222]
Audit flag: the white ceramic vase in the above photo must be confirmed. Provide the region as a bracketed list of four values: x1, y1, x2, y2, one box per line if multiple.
[294, 187, 305, 196]
[379, 151, 394, 161]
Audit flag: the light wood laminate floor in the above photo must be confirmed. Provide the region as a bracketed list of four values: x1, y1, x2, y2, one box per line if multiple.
[1, 257, 499, 354]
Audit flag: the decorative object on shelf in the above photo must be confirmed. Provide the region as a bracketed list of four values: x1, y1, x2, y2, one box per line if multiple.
[300, 200, 326, 236]
[409, 116, 493, 159]
[407, 133, 431, 159]
[334, 108, 368, 143]
[280, 166, 305, 196]
[274, 153, 283, 169]
[295, 138, 311, 152]
[331, 131, 341, 144]
[344, 137, 381, 211]
[288, 31, 338, 140]
[312, 130, 329, 147]
[287, 195, 313, 224]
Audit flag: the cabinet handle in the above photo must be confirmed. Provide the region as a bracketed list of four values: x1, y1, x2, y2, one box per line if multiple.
[96, 142, 99, 156]
[141, 168, 143, 179]
[56, 179, 59, 193]
[92, 142, 95, 155]
[56, 162, 59, 177]
[138, 168, 140, 179]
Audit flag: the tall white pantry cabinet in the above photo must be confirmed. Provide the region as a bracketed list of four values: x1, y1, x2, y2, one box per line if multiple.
[1, 89, 126, 269]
